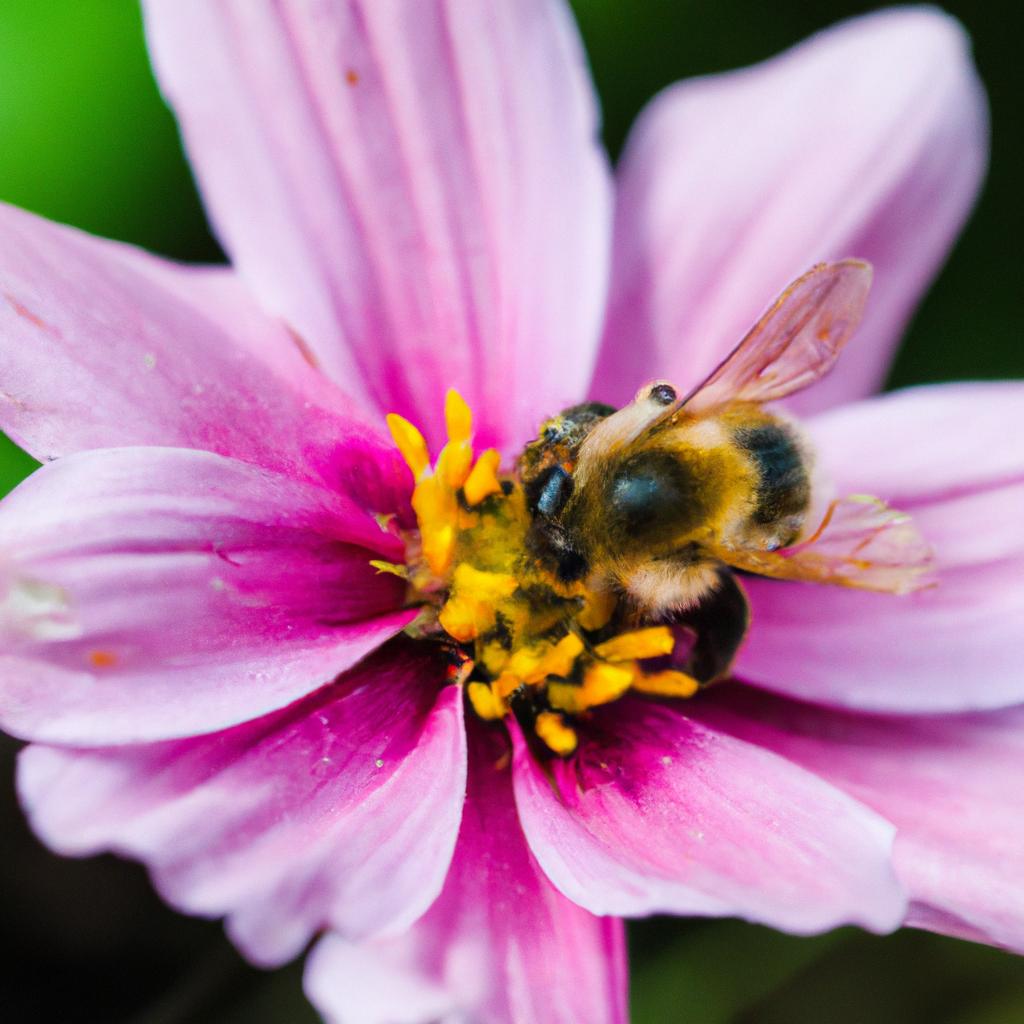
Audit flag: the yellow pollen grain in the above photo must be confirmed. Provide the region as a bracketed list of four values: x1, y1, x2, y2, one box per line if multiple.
[445, 389, 473, 443]
[633, 669, 700, 699]
[535, 711, 578, 755]
[386, 413, 431, 481]
[594, 626, 674, 662]
[463, 449, 503, 506]
[467, 681, 505, 720]
[88, 649, 118, 668]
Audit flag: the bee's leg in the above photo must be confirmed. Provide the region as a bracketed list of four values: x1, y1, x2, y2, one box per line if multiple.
[670, 567, 750, 684]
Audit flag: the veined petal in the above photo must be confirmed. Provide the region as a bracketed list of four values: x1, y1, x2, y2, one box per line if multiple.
[0, 201, 394, 486]
[737, 383, 1024, 711]
[512, 699, 905, 935]
[305, 723, 628, 1024]
[18, 641, 466, 966]
[696, 687, 1024, 953]
[0, 447, 412, 745]
[594, 8, 987, 412]
[143, 0, 613, 453]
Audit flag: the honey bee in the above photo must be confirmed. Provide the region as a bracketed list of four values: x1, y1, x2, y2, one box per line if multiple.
[520, 260, 931, 683]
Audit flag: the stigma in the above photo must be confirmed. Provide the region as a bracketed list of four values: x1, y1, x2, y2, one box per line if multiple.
[384, 391, 698, 757]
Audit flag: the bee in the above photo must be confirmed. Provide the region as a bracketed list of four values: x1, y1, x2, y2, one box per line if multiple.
[519, 260, 931, 684]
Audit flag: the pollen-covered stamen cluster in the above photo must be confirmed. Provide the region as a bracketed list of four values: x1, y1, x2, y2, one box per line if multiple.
[383, 391, 699, 756]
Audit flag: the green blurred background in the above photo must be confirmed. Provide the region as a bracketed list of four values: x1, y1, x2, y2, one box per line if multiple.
[0, 2, 1021, 1022]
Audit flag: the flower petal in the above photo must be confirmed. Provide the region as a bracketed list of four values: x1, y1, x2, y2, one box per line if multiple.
[696, 686, 1024, 953]
[737, 383, 1024, 711]
[0, 201, 395, 484]
[305, 723, 627, 1024]
[143, 0, 613, 452]
[18, 640, 466, 966]
[512, 698, 905, 934]
[593, 8, 987, 412]
[0, 446, 412, 745]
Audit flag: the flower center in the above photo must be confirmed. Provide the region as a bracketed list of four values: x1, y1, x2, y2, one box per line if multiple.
[382, 391, 699, 756]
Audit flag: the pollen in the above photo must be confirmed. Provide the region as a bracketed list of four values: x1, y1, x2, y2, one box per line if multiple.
[385, 392, 700, 756]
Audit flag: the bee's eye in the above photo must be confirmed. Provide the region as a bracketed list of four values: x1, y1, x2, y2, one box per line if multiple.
[648, 383, 677, 406]
[526, 465, 573, 518]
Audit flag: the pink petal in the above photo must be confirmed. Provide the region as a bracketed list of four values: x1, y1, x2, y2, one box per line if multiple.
[0, 201, 397, 485]
[593, 8, 987, 413]
[0, 446, 412, 745]
[18, 641, 465, 966]
[305, 723, 627, 1024]
[143, 0, 613, 453]
[696, 686, 1024, 953]
[512, 698, 904, 934]
[737, 383, 1024, 711]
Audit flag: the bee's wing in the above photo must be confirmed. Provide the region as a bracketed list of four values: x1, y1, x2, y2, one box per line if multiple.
[711, 495, 934, 594]
[682, 260, 873, 412]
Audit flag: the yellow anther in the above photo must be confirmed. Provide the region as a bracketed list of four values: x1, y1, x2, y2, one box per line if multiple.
[438, 564, 519, 641]
[535, 711, 578, 756]
[505, 644, 545, 682]
[577, 587, 617, 631]
[548, 660, 634, 713]
[438, 594, 484, 643]
[467, 681, 505, 720]
[463, 449, 503, 506]
[386, 413, 431, 481]
[412, 476, 459, 576]
[582, 661, 635, 703]
[422, 525, 456, 578]
[445, 389, 473, 444]
[452, 563, 519, 600]
[531, 633, 584, 681]
[632, 669, 700, 699]
[594, 626, 674, 662]
[437, 440, 474, 489]
[494, 670, 524, 700]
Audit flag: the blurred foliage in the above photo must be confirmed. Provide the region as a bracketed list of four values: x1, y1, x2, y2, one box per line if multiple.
[0, 1, 1021, 1022]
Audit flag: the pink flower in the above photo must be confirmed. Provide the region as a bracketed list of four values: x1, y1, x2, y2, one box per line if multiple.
[0, 3, 1017, 1022]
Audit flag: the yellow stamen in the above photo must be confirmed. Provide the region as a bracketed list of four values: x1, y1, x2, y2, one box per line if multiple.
[548, 660, 634, 713]
[494, 670, 524, 700]
[529, 633, 584, 681]
[463, 449, 503, 506]
[386, 413, 431, 481]
[584, 660, 636, 702]
[594, 626, 674, 662]
[438, 564, 519, 641]
[632, 669, 700, 699]
[535, 711, 578, 755]
[467, 681, 505, 720]
[437, 440, 474, 489]
[445, 389, 473, 444]
[412, 476, 459, 576]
